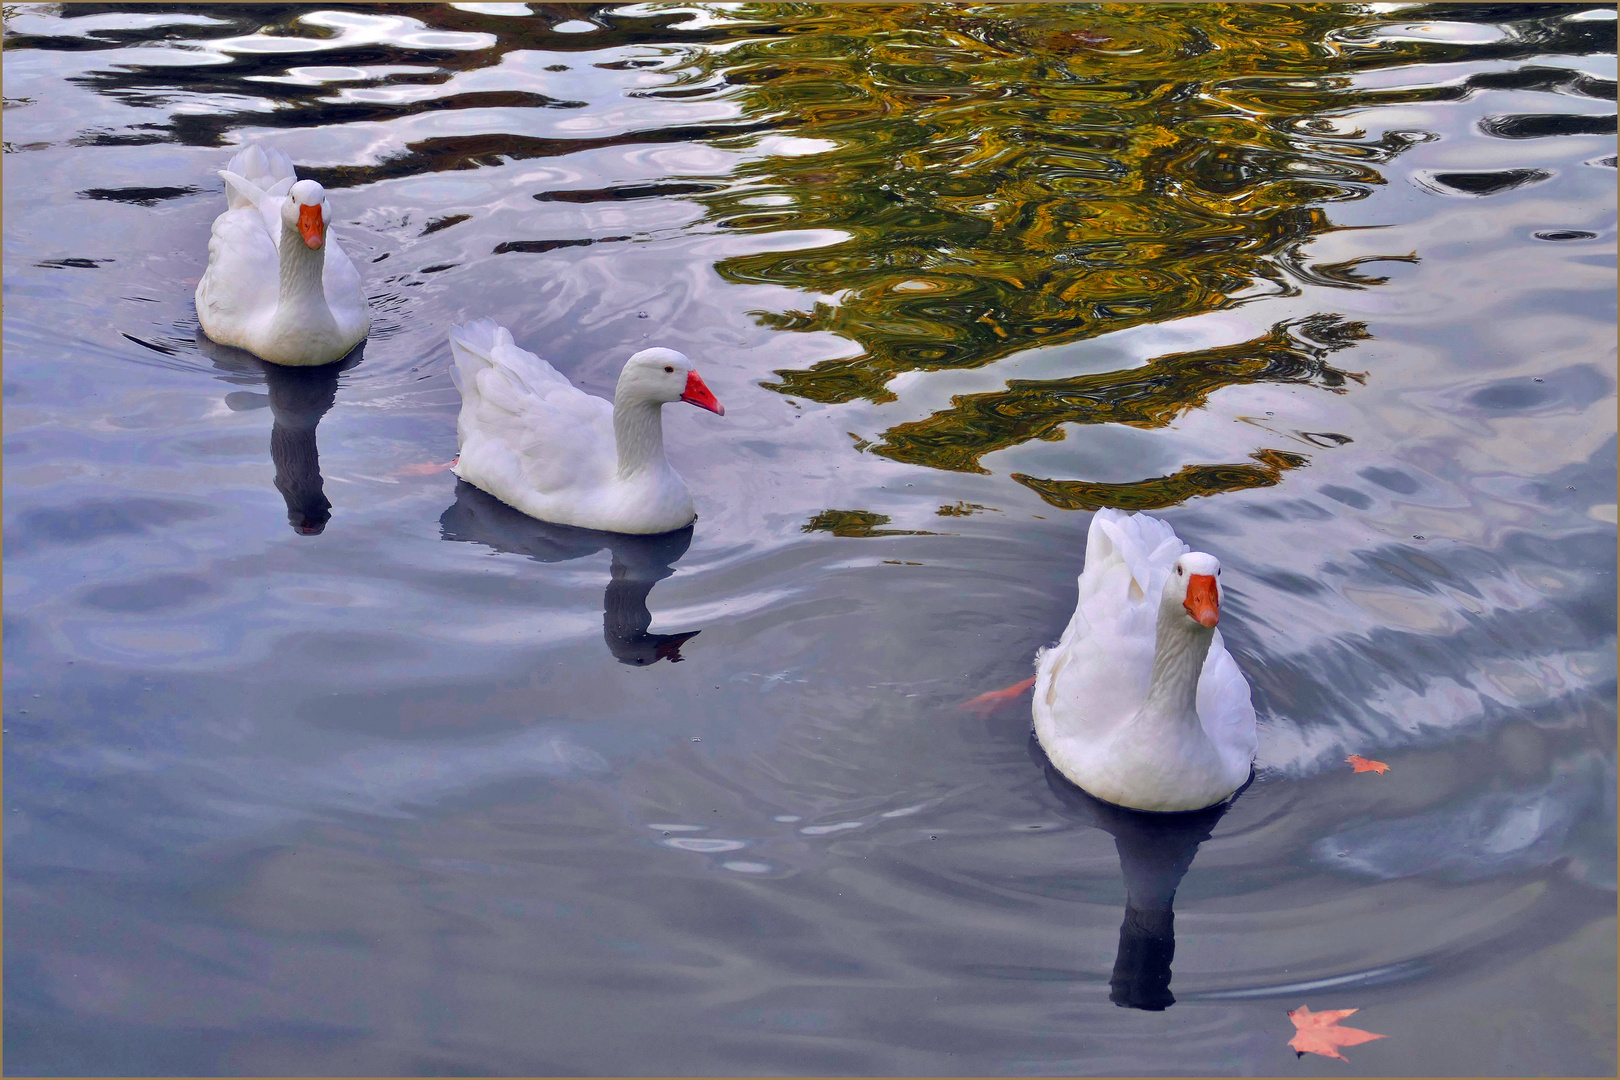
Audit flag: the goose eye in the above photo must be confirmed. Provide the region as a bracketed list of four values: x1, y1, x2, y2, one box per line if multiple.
[664, 365, 674, 373]
[1176, 566, 1183, 576]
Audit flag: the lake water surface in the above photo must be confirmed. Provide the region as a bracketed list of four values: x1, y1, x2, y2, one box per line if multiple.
[3, 3, 1616, 1075]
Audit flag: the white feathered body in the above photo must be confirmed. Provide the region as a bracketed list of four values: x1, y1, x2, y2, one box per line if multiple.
[448, 319, 697, 535]
[1034, 508, 1257, 812]
[195, 146, 369, 367]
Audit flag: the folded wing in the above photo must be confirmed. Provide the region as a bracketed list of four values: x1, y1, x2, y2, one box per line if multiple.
[1041, 509, 1188, 731]
[449, 319, 616, 498]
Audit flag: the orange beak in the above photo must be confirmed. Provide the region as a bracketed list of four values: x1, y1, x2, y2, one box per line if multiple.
[680, 370, 724, 415]
[297, 203, 324, 249]
[1183, 574, 1219, 627]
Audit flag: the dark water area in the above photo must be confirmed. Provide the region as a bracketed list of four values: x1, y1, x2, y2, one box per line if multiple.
[3, 2, 1616, 1074]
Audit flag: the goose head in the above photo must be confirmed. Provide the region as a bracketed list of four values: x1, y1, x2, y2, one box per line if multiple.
[282, 179, 331, 250]
[617, 348, 725, 415]
[1164, 551, 1221, 629]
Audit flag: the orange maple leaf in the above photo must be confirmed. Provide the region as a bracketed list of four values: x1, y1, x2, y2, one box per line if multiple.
[959, 675, 1036, 717]
[1287, 1005, 1387, 1061]
[1346, 754, 1389, 774]
[398, 456, 459, 477]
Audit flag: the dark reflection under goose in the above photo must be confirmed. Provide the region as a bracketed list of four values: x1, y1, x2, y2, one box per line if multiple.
[440, 480, 700, 666]
[195, 329, 360, 536]
[1035, 735, 1242, 1012]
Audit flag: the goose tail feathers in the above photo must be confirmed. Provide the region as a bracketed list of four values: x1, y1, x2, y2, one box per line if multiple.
[220, 145, 298, 210]
[448, 318, 512, 393]
[226, 145, 296, 191]
[1080, 507, 1188, 603]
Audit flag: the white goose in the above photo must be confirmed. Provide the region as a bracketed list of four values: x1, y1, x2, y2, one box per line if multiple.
[447, 319, 724, 535]
[195, 145, 369, 367]
[1034, 508, 1257, 812]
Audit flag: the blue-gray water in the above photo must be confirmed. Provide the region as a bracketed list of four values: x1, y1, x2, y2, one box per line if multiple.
[3, 3, 1616, 1075]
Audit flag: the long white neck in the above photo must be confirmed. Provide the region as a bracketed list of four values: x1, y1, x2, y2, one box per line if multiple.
[269, 215, 337, 340]
[612, 396, 669, 478]
[1136, 606, 1215, 727]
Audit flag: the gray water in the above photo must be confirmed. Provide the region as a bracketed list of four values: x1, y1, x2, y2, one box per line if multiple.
[3, 3, 1616, 1075]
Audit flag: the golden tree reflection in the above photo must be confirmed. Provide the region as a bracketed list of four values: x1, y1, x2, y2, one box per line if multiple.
[675, 3, 1508, 512]
[31, 2, 1611, 513]
[1015, 448, 1310, 514]
[873, 314, 1368, 474]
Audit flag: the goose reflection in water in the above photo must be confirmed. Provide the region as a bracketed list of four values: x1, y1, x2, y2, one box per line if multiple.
[1034, 735, 1240, 1011]
[440, 480, 701, 666]
[195, 329, 360, 535]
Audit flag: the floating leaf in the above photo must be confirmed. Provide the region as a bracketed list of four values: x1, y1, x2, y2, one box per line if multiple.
[1346, 754, 1390, 774]
[1287, 1005, 1387, 1061]
[960, 676, 1036, 717]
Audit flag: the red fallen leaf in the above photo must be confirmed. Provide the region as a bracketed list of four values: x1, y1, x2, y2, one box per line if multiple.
[1288, 1005, 1387, 1061]
[1346, 754, 1390, 774]
[398, 456, 459, 477]
[959, 676, 1036, 717]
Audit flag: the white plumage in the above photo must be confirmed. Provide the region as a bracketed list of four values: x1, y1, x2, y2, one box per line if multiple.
[447, 319, 723, 535]
[1034, 508, 1257, 812]
[195, 145, 369, 366]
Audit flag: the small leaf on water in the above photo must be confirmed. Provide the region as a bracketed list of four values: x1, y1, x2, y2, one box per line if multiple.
[959, 676, 1036, 717]
[1287, 1005, 1387, 1061]
[1346, 754, 1389, 774]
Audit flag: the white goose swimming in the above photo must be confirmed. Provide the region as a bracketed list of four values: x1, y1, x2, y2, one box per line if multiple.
[447, 319, 724, 535]
[195, 145, 369, 367]
[1033, 508, 1257, 812]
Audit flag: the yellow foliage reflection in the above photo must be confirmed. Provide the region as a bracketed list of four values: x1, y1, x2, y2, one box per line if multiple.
[675, 2, 1575, 513]
[874, 314, 1368, 474]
